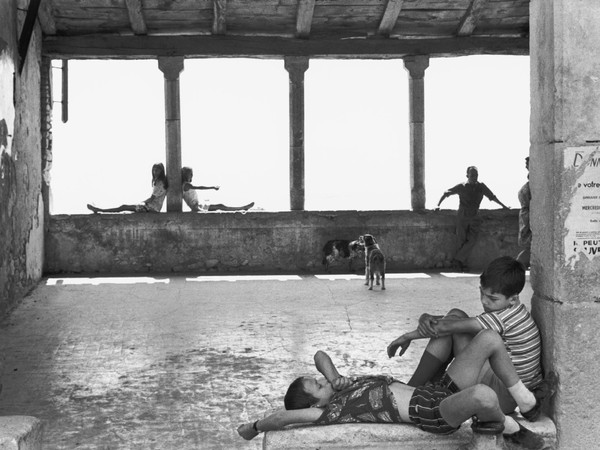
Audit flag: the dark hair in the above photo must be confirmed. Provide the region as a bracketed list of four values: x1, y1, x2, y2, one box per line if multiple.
[284, 377, 318, 410]
[466, 165, 478, 174]
[152, 163, 169, 190]
[181, 166, 193, 183]
[480, 256, 525, 298]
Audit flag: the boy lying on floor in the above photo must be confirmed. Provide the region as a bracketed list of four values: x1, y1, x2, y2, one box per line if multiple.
[238, 331, 548, 449]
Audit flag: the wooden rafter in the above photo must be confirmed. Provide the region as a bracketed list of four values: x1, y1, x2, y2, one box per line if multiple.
[43, 35, 529, 59]
[212, 0, 227, 35]
[18, 0, 42, 73]
[125, 0, 147, 35]
[38, 0, 57, 35]
[378, 0, 404, 37]
[457, 0, 488, 37]
[296, 0, 315, 39]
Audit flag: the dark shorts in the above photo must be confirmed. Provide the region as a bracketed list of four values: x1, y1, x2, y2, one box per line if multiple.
[408, 373, 460, 435]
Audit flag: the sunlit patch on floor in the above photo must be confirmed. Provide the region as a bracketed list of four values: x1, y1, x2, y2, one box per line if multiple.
[46, 277, 170, 286]
[440, 272, 480, 278]
[185, 275, 302, 282]
[315, 273, 430, 280]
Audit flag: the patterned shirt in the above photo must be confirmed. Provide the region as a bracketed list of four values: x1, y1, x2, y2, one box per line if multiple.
[315, 376, 402, 425]
[476, 303, 542, 388]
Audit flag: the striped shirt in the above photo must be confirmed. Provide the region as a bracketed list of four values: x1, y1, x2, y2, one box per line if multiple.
[476, 303, 542, 388]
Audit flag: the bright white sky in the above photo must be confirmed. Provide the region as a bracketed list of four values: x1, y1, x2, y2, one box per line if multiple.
[49, 55, 529, 213]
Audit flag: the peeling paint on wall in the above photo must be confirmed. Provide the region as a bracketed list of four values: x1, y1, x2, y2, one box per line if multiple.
[564, 146, 600, 268]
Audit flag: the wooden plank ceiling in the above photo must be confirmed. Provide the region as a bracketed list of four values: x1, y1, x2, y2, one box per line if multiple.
[35, 0, 530, 59]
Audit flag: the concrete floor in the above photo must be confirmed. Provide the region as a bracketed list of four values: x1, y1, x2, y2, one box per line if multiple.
[0, 270, 533, 449]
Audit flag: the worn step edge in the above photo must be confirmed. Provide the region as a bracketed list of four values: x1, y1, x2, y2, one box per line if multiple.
[263, 414, 556, 450]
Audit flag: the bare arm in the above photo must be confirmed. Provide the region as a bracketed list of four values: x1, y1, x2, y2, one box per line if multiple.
[387, 329, 422, 358]
[426, 317, 483, 337]
[237, 408, 322, 440]
[190, 184, 220, 191]
[314, 350, 354, 391]
[387, 317, 483, 358]
[492, 197, 510, 209]
[435, 191, 452, 209]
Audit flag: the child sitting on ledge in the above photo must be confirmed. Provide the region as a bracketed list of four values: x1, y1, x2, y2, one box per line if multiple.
[181, 166, 254, 212]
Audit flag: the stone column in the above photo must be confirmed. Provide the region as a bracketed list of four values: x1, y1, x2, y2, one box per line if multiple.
[403, 56, 429, 211]
[530, 1, 600, 448]
[284, 56, 309, 211]
[158, 57, 184, 212]
[40, 57, 53, 227]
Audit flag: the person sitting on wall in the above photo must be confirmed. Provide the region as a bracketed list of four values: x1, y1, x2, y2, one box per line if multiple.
[181, 166, 254, 212]
[87, 163, 168, 214]
[435, 166, 509, 272]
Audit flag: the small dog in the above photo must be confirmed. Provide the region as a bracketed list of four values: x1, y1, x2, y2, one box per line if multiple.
[322, 239, 363, 272]
[360, 234, 386, 290]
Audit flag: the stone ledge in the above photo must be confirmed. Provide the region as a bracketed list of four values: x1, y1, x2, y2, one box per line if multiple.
[0, 416, 43, 450]
[263, 414, 556, 449]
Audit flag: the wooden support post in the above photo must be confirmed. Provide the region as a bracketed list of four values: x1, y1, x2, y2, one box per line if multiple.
[403, 55, 429, 211]
[284, 56, 309, 211]
[158, 57, 184, 212]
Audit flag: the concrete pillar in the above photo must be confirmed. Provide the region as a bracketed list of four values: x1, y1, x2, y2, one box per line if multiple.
[403, 56, 429, 211]
[284, 56, 309, 211]
[530, 1, 600, 448]
[158, 57, 184, 212]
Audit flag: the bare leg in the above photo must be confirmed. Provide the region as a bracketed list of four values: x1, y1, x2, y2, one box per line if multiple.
[87, 204, 137, 213]
[407, 309, 470, 387]
[208, 202, 254, 212]
[447, 330, 520, 389]
[439, 384, 505, 428]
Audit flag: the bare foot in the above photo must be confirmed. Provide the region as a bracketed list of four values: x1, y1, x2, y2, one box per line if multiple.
[86, 204, 100, 214]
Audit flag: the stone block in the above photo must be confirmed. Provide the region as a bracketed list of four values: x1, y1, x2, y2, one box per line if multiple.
[263, 414, 556, 450]
[0, 416, 43, 450]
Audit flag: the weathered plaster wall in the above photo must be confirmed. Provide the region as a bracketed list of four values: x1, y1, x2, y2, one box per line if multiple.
[45, 210, 519, 274]
[0, 1, 44, 317]
[530, 1, 600, 448]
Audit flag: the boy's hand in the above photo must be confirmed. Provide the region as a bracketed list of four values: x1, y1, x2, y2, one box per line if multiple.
[332, 376, 354, 391]
[237, 422, 259, 440]
[214, 185, 220, 191]
[387, 335, 411, 358]
[417, 313, 438, 338]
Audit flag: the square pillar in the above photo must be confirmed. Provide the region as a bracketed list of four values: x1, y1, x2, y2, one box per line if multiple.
[530, 1, 600, 448]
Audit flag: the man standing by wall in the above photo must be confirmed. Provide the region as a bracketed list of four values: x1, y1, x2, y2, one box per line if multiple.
[436, 166, 509, 271]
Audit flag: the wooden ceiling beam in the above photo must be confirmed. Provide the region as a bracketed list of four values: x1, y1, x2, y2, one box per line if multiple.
[296, 0, 316, 39]
[212, 0, 227, 35]
[38, 0, 57, 35]
[43, 34, 528, 59]
[124, 0, 147, 35]
[457, 0, 489, 37]
[378, 0, 404, 37]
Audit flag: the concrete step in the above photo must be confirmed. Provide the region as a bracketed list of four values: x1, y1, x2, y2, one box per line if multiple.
[263, 414, 556, 450]
[0, 417, 43, 450]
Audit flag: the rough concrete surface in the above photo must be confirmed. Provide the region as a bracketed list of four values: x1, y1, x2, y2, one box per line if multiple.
[0, 416, 43, 450]
[0, 271, 541, 449]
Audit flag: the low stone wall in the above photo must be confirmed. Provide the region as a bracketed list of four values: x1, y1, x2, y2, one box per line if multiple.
[45, 209, 519, 275]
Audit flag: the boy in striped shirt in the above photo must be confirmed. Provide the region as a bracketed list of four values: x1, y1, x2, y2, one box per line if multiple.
[387, 256, 552, 419]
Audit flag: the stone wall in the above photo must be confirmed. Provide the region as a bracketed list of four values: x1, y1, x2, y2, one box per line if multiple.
[0, 1, 44, 317]
[45, 209, 519, 274]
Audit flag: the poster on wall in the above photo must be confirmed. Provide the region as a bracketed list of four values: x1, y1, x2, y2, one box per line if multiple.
[564, 146, 600, 269]
[0, 43, 15, 156]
